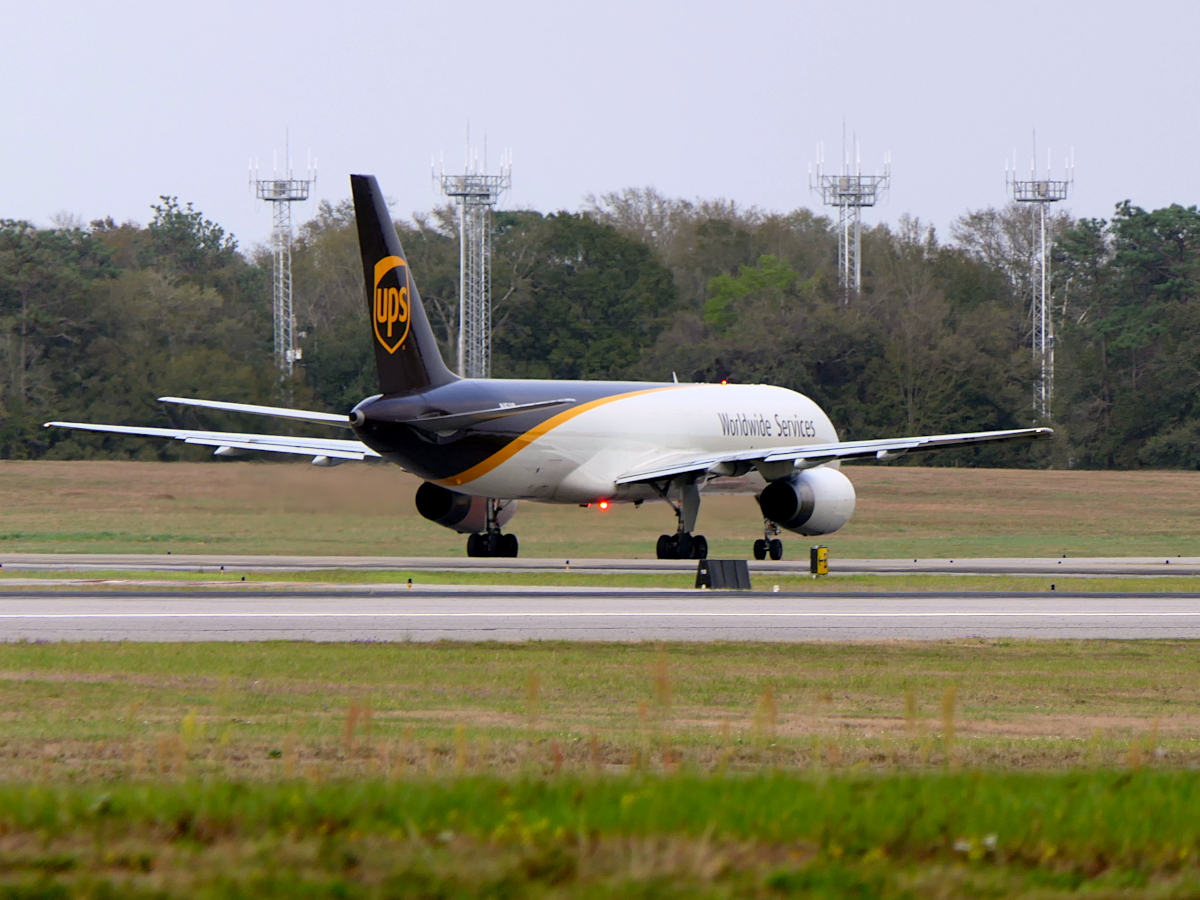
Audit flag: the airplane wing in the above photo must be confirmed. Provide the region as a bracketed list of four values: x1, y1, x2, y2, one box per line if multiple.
[44, 421, 381, 462]
[615, 426, 1053, 485]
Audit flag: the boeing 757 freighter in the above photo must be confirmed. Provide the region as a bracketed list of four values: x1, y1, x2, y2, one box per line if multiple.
[48, 175, 1052, 559]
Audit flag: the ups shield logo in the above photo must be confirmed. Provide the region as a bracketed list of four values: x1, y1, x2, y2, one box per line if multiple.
[373, 255, 412, 354]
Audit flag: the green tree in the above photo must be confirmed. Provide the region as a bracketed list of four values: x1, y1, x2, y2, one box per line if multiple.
[703, 254, 801, 330]
[492, 212, 677, 380]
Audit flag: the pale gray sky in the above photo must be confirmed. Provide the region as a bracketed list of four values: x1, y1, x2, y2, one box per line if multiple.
[2, 1, 1195, 250]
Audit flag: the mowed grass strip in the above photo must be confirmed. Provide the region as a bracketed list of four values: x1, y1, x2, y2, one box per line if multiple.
[3, 459, 1200, 558]
[0, 640, 1197, 780]
[0, 773, 1197, 897]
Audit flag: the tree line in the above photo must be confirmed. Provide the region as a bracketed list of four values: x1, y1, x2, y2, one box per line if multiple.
[1, 187, 1197, 468]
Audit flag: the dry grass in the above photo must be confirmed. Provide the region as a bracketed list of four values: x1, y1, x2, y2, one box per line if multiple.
[0, 639, 1195, 781]
[2, 459, 1200, 559]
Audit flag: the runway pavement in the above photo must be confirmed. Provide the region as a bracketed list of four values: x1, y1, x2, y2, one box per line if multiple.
[0, 585, 1199, 641]
[2, 553, 1199, 576]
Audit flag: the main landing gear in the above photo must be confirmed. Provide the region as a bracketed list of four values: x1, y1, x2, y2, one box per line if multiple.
[467, 532, 518, 557]
[466, 499, 519, 558]
[653, 477, 709, 560]
[753, 519, 784, 560]
[657, 532, 707, 560]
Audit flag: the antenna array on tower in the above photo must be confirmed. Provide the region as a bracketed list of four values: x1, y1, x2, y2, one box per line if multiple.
[1007, 142, 1073, 421]
[810, 139, 890, 297]
[252, 144, 316, 377]
[437, 146, 512, 379]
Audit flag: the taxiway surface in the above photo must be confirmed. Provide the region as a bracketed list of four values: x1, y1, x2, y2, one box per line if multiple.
[1, 553, 1198, 576]
[0, 586, 1198, 641]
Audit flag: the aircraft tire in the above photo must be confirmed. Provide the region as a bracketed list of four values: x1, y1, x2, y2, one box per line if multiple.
[466, 533, 484, 557]
[656, 534, 674, 559]
[768, 539, 784, 561]
[676, 534, 693, 559]
[753, 539, 768, 560]
[691, 535, 708, 559]
[500, 533, 519, 558]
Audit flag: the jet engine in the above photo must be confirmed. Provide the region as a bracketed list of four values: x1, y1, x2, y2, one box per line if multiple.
[415, 482, 517, 534]
[756, 466, 856, 536]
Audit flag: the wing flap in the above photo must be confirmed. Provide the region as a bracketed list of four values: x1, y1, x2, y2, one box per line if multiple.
[181, 438, 367, 460]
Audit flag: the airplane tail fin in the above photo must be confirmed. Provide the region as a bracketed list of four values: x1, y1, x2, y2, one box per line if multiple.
[351, 174, 458, 395]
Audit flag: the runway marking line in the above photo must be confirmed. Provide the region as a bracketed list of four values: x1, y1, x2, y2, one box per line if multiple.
[2, 612, 1200, 620]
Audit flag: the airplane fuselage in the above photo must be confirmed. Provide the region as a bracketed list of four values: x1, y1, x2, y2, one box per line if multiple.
[352, 380, 838, 504]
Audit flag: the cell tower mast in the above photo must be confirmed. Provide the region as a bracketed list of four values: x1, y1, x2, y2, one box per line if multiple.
[252, 144, 315, 376]
[1007, 141, 1072, 421]
[810, 138, 890, 297]
[438, 146, 512, 378]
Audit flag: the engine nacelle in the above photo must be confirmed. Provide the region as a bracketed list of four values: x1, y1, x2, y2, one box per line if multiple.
[415, 482, 517, 534]
[757, 466, 856, 536]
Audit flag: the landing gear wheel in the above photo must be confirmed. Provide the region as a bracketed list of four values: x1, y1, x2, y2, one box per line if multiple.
[768, 539, 784, 561]
[466, 533, 485, 557]
[753, 539, 768, 560]
[656, 533, 706, 559]
[675, 533, 693, 560]
[467, 533, 518, 558]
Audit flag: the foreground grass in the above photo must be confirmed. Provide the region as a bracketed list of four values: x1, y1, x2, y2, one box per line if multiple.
[0, 640, 1195, 780]
[0, 640, 1193, 895]
[3, 459, 1200, 558]
[0, 772, 1197, 897]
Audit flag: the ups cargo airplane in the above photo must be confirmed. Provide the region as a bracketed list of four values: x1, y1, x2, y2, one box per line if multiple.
[47, 175, 1052, 560]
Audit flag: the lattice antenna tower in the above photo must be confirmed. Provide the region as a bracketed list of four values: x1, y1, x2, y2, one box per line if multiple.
[1007, 138, 1073, 421]
[810, 137, 890, 298]
[437, 144, 512, 378]
[251, 140, 316, 376]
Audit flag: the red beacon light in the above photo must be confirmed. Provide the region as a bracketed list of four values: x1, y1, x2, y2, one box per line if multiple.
[598, 500, 610, 510]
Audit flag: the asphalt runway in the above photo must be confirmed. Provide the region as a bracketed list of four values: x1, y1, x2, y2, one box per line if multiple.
[2, 553, 1198, 576]
[1, 586, 1199, 641]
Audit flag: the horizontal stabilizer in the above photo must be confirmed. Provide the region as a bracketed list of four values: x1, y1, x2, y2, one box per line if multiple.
[158, 396, 351, 428]
[44, 421, 379, 461]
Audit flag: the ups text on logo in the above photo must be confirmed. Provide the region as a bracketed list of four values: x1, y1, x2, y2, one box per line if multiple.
[373, 255, 411, 354]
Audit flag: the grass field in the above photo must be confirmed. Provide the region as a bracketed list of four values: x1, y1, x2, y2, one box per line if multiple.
[0, 641, 1190, 896]
[2, 459, 1200, 558]
[0, 773, 1196, 898]
[0, 640, 1192, 779]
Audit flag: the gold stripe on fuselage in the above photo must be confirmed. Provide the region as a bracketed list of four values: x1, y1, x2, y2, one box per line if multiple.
[437, 386, 690, 487]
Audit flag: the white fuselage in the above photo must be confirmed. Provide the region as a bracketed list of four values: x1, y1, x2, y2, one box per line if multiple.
[449, 383, 838, 504]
